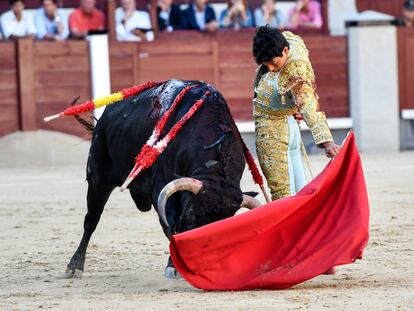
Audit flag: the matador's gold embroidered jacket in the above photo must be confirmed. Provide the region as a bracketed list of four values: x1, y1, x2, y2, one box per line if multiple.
[253, 31, 333, 200]
[253, 31, 333, 146]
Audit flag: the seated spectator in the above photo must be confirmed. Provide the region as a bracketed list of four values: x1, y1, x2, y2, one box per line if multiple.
[287, 0, 322, 30]
[34, 0, 69, 40]
[0, 0, 36, 39]
[69, 0, 105, 39]
[157, 0, 183, 32]
[219, 0, 254, 30]
[116, 0, 153, 41]
[400, 0, 414, 27]
[254, 0, 285, 28]
[182, 0, 218, 32]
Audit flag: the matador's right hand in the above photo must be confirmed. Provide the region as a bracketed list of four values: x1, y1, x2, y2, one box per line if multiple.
[322, 142, 341, 158]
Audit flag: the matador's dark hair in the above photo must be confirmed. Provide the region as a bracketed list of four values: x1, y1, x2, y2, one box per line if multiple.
[252, 25, 290, 65]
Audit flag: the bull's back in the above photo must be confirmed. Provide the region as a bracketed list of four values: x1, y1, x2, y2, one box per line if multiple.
[88, 87, 160, 186]
[87, 80, 242, 186]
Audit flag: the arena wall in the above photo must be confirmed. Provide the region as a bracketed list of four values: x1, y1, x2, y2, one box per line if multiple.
[1, 28, 414, 138]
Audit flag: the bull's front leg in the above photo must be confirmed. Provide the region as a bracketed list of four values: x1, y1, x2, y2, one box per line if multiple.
[165, 256, 181, 279]
[65, 184, 114, 278]
[158, 194, 182, 279]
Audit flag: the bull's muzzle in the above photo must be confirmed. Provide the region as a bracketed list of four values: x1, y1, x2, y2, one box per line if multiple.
[240, 194, 262, 209]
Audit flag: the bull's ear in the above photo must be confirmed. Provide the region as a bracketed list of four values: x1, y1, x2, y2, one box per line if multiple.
[242, 191, 259, 198]
[204, 160, 219, 169]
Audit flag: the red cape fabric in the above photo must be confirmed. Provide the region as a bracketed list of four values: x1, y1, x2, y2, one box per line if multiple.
[170, 132, 369, 290]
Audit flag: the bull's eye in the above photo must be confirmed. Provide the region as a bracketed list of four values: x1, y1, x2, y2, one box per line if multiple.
[204, 160, 219, 169]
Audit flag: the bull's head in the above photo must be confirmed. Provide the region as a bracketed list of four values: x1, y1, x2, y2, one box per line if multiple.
[157, 178, 261, 229]
[152, 82, 262, 235]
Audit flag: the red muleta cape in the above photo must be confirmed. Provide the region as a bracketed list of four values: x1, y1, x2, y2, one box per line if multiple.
[169, 132, 369, 290]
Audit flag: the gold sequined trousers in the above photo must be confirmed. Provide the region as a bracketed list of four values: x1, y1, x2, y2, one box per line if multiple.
[255, 116, 291, 200]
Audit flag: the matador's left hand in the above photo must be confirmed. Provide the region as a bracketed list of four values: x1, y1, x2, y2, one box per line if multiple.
[322, 142, 341, 158]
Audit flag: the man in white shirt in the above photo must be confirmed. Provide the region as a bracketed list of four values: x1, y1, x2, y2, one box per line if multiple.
[0, 0, 36, 39]
[116, 0, 153, 42]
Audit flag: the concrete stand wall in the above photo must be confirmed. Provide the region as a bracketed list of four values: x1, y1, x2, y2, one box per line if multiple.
[348, 25, 400, 152]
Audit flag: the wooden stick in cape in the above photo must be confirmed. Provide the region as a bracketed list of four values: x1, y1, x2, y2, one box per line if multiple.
[242, 144, 271, 203]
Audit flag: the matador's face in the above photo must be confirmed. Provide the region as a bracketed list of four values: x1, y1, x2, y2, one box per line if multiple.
[263, 46, 289, 72]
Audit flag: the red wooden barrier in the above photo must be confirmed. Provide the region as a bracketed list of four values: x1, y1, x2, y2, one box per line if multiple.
[398, 27, 414, 110]
[1, 31, 350, 137]
[110, 32, 349, 120]
[0, 42, 19, 136]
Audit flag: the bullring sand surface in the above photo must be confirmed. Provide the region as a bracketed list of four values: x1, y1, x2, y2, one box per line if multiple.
[0, 131, 413, 310]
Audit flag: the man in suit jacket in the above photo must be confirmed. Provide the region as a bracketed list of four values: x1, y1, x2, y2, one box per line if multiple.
[182, 0, 218, 32]
[157, 0, 183, 31]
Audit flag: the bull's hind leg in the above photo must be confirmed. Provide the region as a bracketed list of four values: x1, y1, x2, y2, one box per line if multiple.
[65, 184, 114, 278]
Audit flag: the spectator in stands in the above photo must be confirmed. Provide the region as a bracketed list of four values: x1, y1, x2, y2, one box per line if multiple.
[254, 0, 285, 28]
[157, 0, 183, 32]
[34, 0, 69, 40]
[287, 0, 322, 30]
[0, 0, 36, 39]
[116, 0, 153, 41]
[182, 0, 218, 32]
[219, 0, 254, 29]
[69, 0, 105, 39]
[400, 0, 414, 27]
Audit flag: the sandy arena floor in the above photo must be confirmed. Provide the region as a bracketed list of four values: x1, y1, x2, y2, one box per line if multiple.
[0, 131, 413, 310]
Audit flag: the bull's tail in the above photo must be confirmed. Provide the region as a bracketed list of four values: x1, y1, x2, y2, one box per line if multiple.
[74, 114, 95, 134]
[70, 96, 95, 134]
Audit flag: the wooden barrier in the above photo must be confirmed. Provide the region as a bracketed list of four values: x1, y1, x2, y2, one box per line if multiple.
[33, 40, 92, 137]
[1, 32, 350, 137]
[109, 32, 349, 121]
[357, 0, 405, 17]
[0, 42, 19, 137]
[398, 27, 414, 111]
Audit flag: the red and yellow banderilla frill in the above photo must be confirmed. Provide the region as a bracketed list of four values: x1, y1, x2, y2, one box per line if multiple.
[43, 81, 164, 122]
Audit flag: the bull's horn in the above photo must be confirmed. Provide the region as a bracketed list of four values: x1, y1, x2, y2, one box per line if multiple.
[157, 178, 203, 227]
[240, 194, 262, 209]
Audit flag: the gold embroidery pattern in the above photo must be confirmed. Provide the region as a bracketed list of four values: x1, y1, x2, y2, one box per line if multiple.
[292, 83, 333, 145]
[255, 116, 290, 200]
[278, 31, 333, 146]
[253, 105, 297, 119]
[278, 31, 316, 98]
[282, 31, 308, 57]
[255, 72, 276, 108]
[278, 59, 316, 98]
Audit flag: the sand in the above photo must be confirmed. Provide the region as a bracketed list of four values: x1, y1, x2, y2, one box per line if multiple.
[0, 131, 413, 310]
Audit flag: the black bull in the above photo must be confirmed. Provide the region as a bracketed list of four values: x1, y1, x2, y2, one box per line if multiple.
[66, 80, 259, 278]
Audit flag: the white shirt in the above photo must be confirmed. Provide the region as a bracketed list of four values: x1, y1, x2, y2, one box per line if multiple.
[194, 5, 206, 30]
[0, 10, 36, 39]
[115, 7, 153, 42]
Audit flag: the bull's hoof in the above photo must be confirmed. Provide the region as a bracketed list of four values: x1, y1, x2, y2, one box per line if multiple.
[165, 267, 181, 279]
[65, 267, 83, 279]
